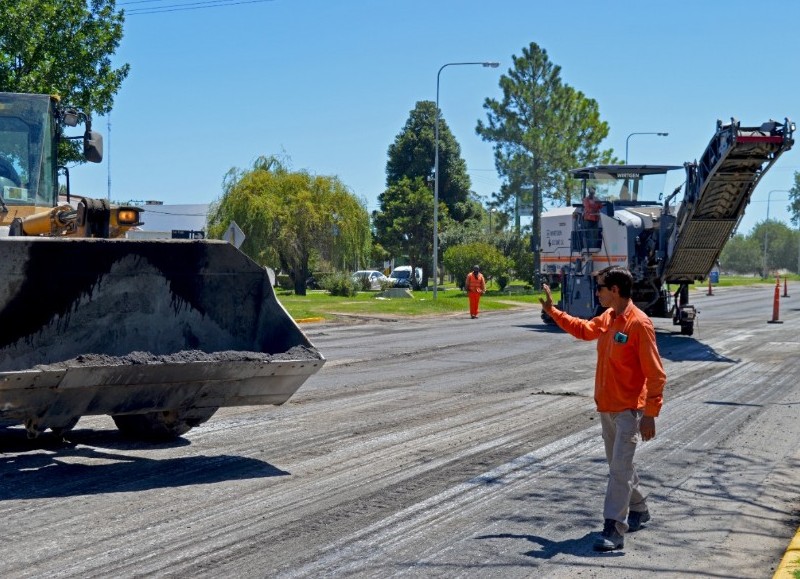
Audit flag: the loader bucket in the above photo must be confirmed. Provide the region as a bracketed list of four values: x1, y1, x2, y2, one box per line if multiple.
[0, 238, 324, 438]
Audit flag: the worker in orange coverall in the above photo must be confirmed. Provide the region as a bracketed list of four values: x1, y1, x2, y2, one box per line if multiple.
[582, 187, 603, 249]
[465, 265, 486, 319]
[540, 265, 666, 552]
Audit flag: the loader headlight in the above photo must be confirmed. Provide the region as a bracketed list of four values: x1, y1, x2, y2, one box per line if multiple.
[117, 209, 141, 225]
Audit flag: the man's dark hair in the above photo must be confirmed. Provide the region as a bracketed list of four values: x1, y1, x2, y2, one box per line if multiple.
[595, 266, 633, 298]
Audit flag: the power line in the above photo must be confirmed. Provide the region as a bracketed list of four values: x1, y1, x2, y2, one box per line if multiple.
[141, 208, 210, 216]
[123, 0, 274, 15]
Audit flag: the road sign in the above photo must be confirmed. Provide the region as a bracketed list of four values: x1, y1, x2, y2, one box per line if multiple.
[223, 221, 246, 249]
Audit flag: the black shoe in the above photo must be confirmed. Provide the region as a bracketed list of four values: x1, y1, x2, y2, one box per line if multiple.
[627, 509, 650, 532]
[593, 519, 624, 551]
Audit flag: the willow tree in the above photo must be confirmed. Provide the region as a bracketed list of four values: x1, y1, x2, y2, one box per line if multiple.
[208, 156, 371, 295]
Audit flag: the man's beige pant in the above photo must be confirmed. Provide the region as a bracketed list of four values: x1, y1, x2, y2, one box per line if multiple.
[600, 410, 648, 534]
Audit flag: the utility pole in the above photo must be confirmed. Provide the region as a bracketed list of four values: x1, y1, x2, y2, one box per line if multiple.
[107, 112, 111, 201]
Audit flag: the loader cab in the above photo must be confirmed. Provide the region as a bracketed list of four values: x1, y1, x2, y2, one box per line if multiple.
[0, 93, 60, 209]
[0, 92, 103, 213]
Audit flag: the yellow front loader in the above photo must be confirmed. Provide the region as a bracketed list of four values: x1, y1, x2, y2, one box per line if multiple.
[0, 93, 324, 440]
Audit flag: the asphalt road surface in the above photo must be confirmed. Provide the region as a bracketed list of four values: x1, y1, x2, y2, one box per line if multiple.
[1, 285, 799, 578]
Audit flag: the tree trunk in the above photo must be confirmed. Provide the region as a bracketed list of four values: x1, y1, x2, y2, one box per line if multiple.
[292, 258, 309, 296]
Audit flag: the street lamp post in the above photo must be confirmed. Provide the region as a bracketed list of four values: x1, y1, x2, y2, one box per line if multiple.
[433, 61, 499, 299]
[625, 132, 668, 164]
[762, 189, 790, 278]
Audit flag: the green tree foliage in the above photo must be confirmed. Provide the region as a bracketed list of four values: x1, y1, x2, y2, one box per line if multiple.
[0, 0, 129, 163]
[489, 228, 535, 285]
[386, 100, 479, 222]
[438, 212, 486, 250]
[372, 176, 433, 288]
[378, 101, 485, 286]
[443, 242, 511, 290]
[789, 171, 800, 227]
[475, 42, 616, 286]
[756, 221, 799, 274]
[719, 234, 762, 275]
[207, 156, 371, 295]
[720, 222, 800, 275]
[476, 42, 615, 209]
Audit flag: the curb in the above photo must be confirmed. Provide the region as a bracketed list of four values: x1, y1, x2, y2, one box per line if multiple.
[774, 525, 800, 578]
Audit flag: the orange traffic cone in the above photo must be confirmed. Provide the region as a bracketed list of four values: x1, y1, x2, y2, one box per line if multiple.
[707, 277, 714, 296]
[768, 277, 783, 324]
[783, 276, 790, 298]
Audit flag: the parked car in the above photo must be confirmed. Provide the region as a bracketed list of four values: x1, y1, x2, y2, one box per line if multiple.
[351, 270, 389, 290]
[387, 266, 423, 288]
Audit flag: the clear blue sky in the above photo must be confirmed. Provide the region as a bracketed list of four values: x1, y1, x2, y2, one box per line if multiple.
[70, 0, 800, 236]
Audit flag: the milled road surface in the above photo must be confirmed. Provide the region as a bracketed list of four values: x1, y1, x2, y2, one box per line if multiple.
[1, 285, 799, 578]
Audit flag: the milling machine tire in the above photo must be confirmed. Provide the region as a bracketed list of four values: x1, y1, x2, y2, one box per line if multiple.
[112, 407, 218, 440]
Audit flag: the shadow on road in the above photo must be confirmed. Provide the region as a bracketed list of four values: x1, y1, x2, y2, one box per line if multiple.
[474, 531, 622, 559]
[517, 322, 736, 363]
[0, 428, 288, 499]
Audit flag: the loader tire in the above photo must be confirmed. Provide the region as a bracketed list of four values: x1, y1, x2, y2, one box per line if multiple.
[50, 417, 80, 437]
[112, 407, 218, 441]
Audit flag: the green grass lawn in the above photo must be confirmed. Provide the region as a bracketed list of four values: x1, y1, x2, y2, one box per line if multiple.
[691, 274, 797, 290]
[277, 274, 799, 322]
[276, 283, 542, 322]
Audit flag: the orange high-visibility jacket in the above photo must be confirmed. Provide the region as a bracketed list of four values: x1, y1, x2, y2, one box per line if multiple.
[549, 301, 665, 417]
[583, 196, 602, 221]
[465, 272, 486, 294]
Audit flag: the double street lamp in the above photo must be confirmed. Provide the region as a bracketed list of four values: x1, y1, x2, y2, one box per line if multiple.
[762, 189, 790, 277]
[625, 132, 668, 164]
[433, 61, 499, 300]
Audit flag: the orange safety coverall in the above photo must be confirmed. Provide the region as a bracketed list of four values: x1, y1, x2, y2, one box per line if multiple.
[548, 301, 665, 416]
[583, 196, 603, 222]
[465, 272, 486, 318]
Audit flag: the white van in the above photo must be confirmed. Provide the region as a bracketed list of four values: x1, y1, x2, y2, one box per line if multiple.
[387, 266, 423, 288]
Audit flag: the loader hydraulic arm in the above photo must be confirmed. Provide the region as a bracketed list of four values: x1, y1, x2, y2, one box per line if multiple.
[10, 204, 76, 236]
[9, 198, 143, 238]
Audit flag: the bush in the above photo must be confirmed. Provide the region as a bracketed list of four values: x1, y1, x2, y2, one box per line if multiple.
[443, 242, 512, 290]
[496, 273, 510, 291]
[320, 272, 358, 296]
[355, 275, 374, 292]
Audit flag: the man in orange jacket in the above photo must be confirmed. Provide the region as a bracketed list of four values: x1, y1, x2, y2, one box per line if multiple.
[582, 187, 603, 249]
[540, 265, 666, 552]
[465, 265, 486, 319]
